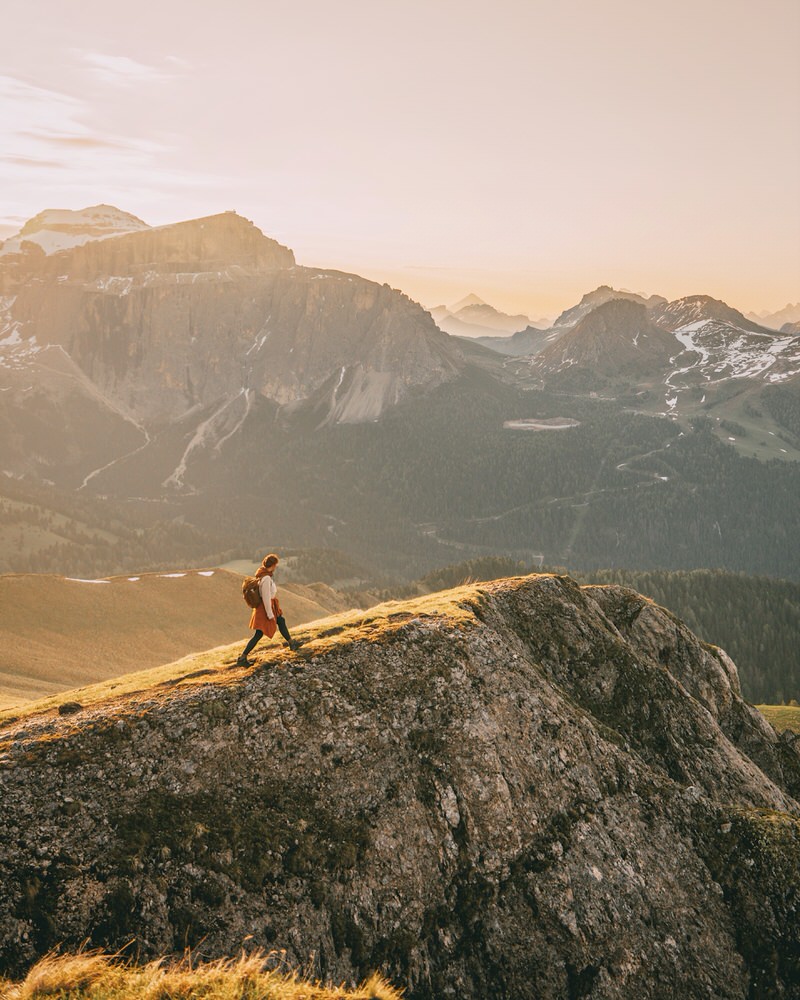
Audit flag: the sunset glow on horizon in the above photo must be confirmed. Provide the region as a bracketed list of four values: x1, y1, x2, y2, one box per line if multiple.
[2, 0, 798, 319]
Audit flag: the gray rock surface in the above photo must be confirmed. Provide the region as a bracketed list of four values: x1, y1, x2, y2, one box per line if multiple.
[0, 574, 798, 998]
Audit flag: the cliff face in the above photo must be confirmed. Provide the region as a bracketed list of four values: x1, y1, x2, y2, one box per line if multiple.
[1, 575, 798, 999]
[0, 212, 463, 486]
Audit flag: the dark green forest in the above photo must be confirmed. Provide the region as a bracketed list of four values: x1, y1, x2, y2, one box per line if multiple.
[219, 369, 799, 581]
[3, 368, 799, 587]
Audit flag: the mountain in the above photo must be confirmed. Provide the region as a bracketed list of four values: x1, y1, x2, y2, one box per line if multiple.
[430, 294, 539, 339]
[0, 210, 464, 488]
[0, 205, 149, 257]
[511, 294, 800, 447]
[647, 296, 800, 414]
[450, 293, 485, 311]
[524, 299, 679, 386]
[748, 302, 800, 331]
[551, 284, 667, 330]
[0, 569, 349, 709]
[1, 574, 799, 997]
[473, 285, 667, 357]
[651, 294, 776, 336]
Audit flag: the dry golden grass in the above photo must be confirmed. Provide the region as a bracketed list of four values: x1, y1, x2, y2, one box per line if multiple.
[0, 950, 402, 1000]
[0, 571, 349, 711]
[0, 576, 542, 732]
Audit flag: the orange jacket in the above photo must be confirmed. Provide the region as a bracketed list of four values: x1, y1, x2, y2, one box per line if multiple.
[248, 567, 282, 635]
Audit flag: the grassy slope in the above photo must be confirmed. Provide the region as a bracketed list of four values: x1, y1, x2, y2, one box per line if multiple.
[2, 572, 792, 738]
[758, 704, 800, 733]
[0, 582, 484, 727]
[0, 570, 350, 710]
[0, 950, 400, 999]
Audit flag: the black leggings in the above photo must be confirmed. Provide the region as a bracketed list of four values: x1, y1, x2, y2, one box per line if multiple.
[242, 616, 293, 657]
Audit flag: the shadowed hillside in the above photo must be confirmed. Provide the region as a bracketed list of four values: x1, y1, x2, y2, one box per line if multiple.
[1, 574, 799, 998]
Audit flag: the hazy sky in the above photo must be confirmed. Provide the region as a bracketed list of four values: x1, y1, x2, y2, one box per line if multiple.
[1, 0, 798, 317]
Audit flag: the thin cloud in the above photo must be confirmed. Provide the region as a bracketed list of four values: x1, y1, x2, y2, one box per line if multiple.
[20, 131, 125, 151]
[1, 155, 65, 169]
[79, 52, 176, 86]
[0, 75, 168, 177]
[0, 75, 83, 127]
[0, 70, 237, 226]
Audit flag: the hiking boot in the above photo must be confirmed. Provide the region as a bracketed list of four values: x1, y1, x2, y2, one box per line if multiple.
[285, 640, 302, 652]
[236, 656, 253, 667]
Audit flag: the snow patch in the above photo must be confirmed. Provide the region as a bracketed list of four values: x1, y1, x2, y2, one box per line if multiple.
[88, 275, 134, 296]
[164, 391, 249, 488]
[0, 326, 23, 347]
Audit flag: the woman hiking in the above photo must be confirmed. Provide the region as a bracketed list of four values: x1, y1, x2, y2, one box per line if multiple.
[237, 553, 300, 666]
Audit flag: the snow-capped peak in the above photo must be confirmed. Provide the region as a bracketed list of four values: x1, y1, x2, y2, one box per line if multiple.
[0, 205, 150, 257]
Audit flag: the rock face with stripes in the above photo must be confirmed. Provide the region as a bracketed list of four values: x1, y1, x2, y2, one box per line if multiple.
[0, 210, 463, 489]
[0, 574, 798, 998]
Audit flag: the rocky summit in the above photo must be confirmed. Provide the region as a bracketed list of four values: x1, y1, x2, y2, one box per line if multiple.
[527, 299, 679, 383]
[1, 575, 799, 999]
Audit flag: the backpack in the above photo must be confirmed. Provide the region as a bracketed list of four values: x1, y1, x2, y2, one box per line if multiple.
[242, 576, 263, 609]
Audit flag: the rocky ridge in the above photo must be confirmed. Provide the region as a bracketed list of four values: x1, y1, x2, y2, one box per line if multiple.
[1, 574, 798, 999]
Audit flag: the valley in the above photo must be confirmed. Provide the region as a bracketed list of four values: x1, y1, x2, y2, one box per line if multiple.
[0, 209, 797, 591]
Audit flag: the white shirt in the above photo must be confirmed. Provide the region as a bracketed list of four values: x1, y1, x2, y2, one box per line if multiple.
[258, 573, 277, 619]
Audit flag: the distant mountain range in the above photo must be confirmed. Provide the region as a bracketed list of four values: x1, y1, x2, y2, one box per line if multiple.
[459, 283, 799, 449]
[746, 302, 800, 331]
[1, 206, 798, 582]
[430, 294, 548, 339]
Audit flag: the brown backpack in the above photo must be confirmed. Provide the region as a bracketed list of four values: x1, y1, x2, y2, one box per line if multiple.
[242, 576, 262, 609]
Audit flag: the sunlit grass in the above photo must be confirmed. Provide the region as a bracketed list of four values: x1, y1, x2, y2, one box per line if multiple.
[0, 949, 402, 999]
[758, 704, 800, 733]
[0, 578, 546, 731]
